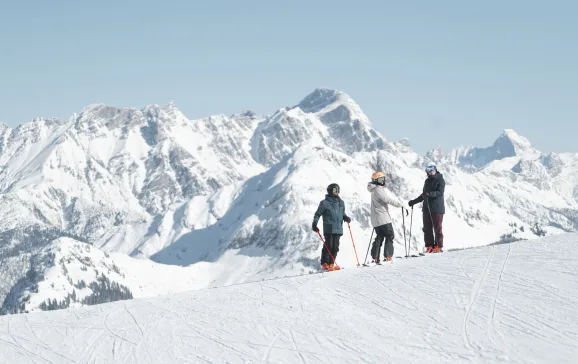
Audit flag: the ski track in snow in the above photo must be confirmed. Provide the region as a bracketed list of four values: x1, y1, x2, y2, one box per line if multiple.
[1, 236, 578, 363]
[462, 244, 495, 351]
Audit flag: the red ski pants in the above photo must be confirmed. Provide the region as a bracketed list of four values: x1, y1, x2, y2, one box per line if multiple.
[423, 210, 444, 248]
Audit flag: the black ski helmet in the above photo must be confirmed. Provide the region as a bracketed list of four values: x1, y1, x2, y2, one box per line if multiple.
[327, 183, 340, 195]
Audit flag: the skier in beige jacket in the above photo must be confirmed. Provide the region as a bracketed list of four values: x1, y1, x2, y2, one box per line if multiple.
[367, 171, 411, 262]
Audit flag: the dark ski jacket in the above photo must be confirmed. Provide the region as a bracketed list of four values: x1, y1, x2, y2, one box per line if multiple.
[411, 172, 446, 214]
[312, 194, 350, 235]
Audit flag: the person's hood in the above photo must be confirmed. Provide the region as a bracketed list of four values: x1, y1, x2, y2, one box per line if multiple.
[324, 194, 340, 201]
[428, 172, 443, 180]
[367, 182, 382, 192]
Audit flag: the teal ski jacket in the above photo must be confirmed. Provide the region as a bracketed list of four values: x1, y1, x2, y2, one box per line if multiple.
[312, 194, 350, 235]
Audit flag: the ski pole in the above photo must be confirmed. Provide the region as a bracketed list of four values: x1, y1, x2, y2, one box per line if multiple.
[402, 207, 408, 257]
[363, 228, 374, 266]
[409, 206, 413, 254]
[316, 230, 337, 265]
[347, 223, 360, 267]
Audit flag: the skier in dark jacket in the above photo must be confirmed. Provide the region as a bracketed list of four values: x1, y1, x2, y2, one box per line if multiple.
[312, 183, 351, 270]
[408, 165, 446, 253]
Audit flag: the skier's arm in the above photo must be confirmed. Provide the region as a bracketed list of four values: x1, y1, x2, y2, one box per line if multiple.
[378, 188, 409, 209]
[312, 201, 325, 227]
[428, 177, 445, 198]
[409, 194, 423, 207]
[342, 201, 351, 222]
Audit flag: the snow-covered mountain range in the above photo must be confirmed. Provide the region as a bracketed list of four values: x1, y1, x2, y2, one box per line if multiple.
[1, 88, 577, 314]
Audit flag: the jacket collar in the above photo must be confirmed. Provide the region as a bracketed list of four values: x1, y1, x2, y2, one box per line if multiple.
[325, 194, 340, 202]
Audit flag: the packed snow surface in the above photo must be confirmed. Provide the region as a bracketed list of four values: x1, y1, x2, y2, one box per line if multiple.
[1, 233, 577, 363]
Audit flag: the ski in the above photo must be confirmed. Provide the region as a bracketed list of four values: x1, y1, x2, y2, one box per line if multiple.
[396, 252, 426, 259]
[319, 266, 344, 272]
[362, 260, 382, 267]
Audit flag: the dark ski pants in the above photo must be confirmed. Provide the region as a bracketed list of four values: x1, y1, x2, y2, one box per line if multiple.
[371, 223, 394, 259]
[321, 234, 341, 265]
[423, 210, 444, 248]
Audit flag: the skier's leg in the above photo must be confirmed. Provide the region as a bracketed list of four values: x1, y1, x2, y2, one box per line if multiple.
[321, 233, 331, 265]
[433, 213, 444, 249]
[422, 210, 434, 250]
[383, 223, 395, 260]
[331, 234, 340, 261]
[371, 228, 385, 261]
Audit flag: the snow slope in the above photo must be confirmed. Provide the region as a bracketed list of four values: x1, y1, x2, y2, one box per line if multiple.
[0, 234, 577, 363]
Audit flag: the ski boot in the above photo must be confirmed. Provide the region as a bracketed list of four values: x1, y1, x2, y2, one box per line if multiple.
[329, 263, 341, 271]
[432, 246, 443, 253]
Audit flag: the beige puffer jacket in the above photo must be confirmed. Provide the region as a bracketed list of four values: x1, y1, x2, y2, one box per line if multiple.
[367, 183, 410, 227]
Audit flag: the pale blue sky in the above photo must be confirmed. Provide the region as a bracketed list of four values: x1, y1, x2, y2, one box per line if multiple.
[1, 0, 576, 154]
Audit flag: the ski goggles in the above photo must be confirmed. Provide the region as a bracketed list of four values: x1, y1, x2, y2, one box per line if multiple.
[373, 176, 386, 184]
[330, 185, 340, 194]
[425, 165, 436, 173]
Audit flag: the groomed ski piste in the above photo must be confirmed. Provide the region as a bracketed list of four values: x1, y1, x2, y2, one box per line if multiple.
[1, 234, 577, 363]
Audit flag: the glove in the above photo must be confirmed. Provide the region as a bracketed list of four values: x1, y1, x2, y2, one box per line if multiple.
[402, 202, 411, 211]
[408, 199, 416, 207]
[312, 224, 319, 233]
[343, 216, 351, 223]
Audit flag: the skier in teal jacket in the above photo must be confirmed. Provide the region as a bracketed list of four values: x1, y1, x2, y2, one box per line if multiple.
[312, 183, 351, 270]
